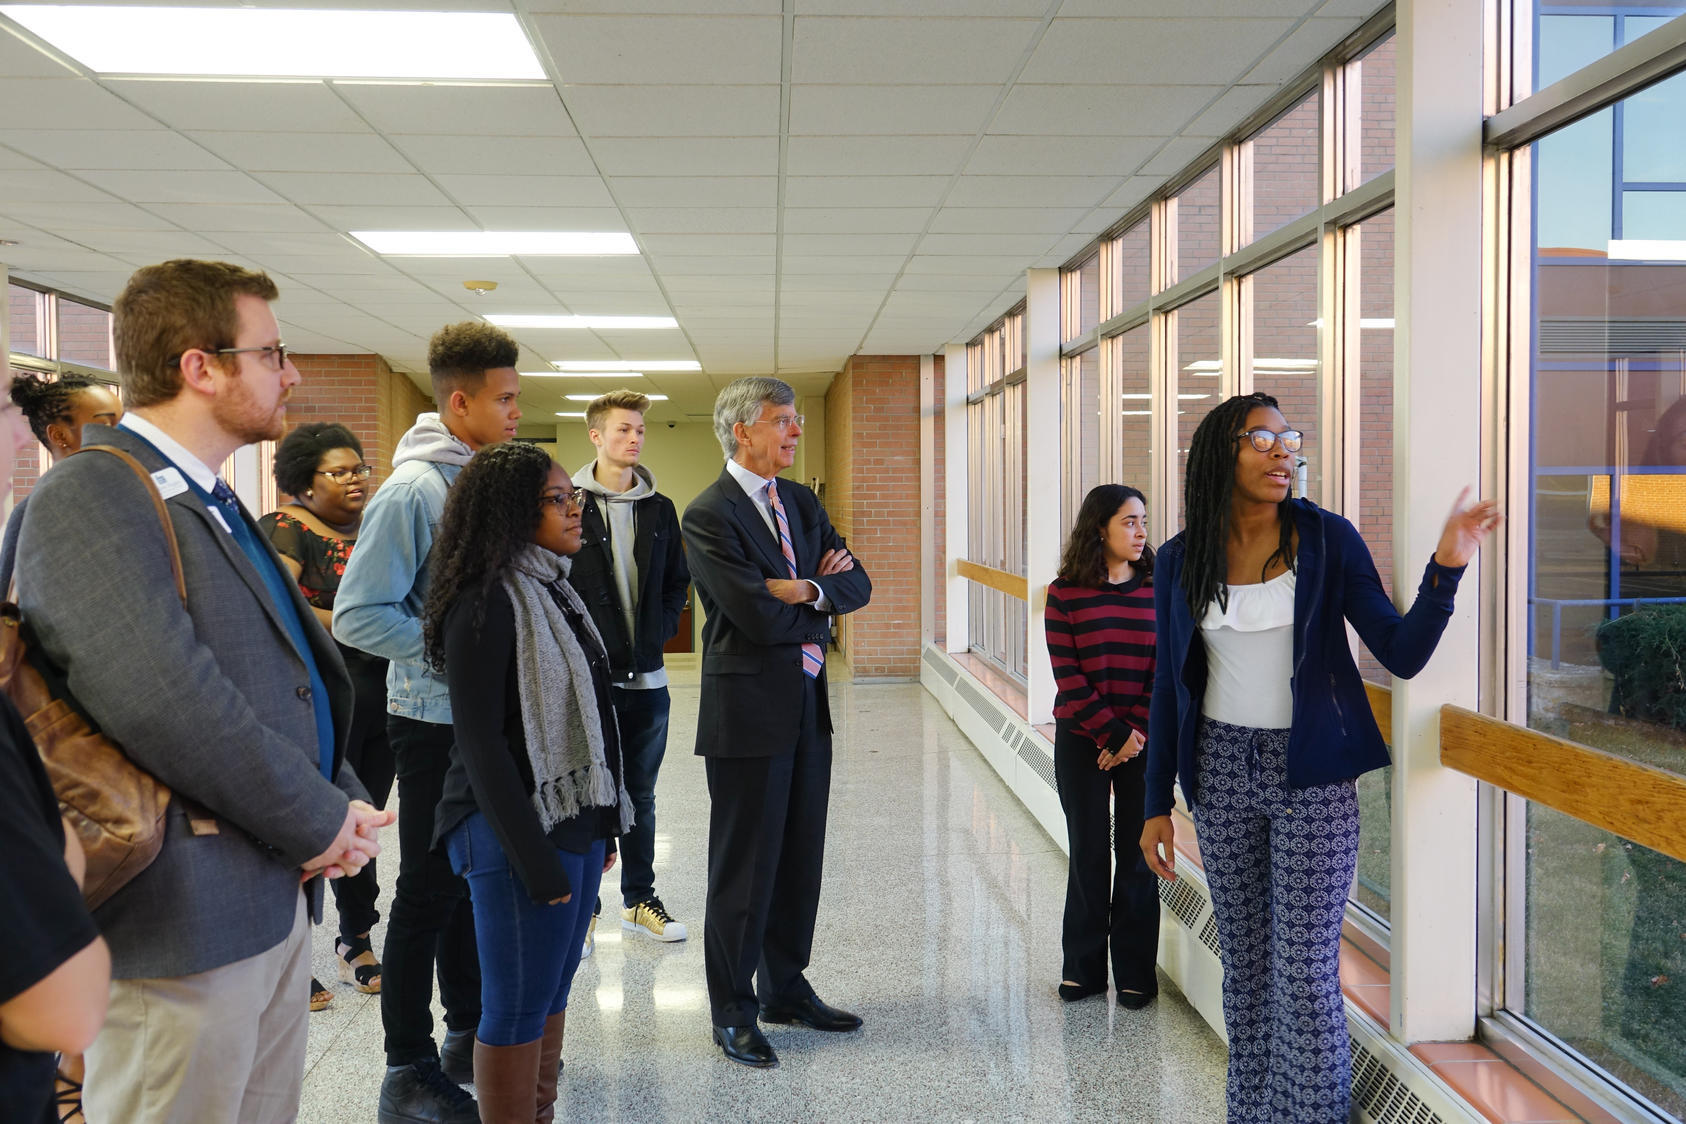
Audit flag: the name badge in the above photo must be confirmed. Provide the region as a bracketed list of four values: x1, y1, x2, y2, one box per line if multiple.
[151, 467, 188, 499]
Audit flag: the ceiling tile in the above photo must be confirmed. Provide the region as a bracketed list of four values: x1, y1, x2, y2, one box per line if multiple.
[104, 79, 369, 132]
[78, 168, 284, 205]
[305, 204, 475, 230]
[0, 27, 79, 76]
[1184, 84, 1279, 137]
[1, 200, 174, 231]
[430, 175, 617, 207]
[784, 175, 951, 207]
[592, 137, 778, 176]
[901, 253, 1033, 275]
[253, 171, 450, 207]
[190, 131, 412, 174]
[965, 135, 1161, 176]
[783, 232, 919, 256]
[140, 203, 332, 233]
[0, 169, 121, 204]
[785, 135, 971, 176]
[334, 84, 576, 137]
[780, 254, 905, 273]
[989, 84, 1225, 136]
[387, 134, 596, 177]
[463, 205, 628, 230]
[206, 231, 366, 258]
[1139, 135, 1220, 176]
[562, 86, 780, 136]
[894, 272, 1016, 291]
[793, 17, 1041, 85]
[1060, 0, 1319, 13]
[1319, 0, 1390, 15]
[532, 15, 783, 84]
[928, 206, 1090, 234]
[527, 0, 778, 12]
[1020, 19, 1296, 85]
[796, 0, 1048, 12]
[0, 129, 231, 171]
[945, 175, 1114, 207]
[640, 233, 776, 256]
[779, 273, 895, 290]
[626, 207, 775, 234]
[1243, 17, 1367, 84]
[645, 255, 773, 275]
[782, 207, 933, 234]
[917, 232, 1057, 256]
[609, 176, 778, 207]
[789, 85, 999, 135]
[0, 79, 162, 130]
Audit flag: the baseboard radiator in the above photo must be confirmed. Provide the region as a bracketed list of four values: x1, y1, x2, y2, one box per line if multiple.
[920, 644, 1483, 1124]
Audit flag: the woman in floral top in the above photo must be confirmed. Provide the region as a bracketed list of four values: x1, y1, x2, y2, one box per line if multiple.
[260, 422, 392, 1012]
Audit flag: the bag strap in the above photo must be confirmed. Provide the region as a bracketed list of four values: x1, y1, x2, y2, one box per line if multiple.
[71, 445, 188, 607]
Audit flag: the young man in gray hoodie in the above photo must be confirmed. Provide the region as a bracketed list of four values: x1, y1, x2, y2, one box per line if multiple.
[569, 389, 692, 948]
[333, 322, 521, 1124]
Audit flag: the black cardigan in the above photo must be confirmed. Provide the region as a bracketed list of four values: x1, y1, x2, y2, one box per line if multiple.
[434, 580, 620, 903]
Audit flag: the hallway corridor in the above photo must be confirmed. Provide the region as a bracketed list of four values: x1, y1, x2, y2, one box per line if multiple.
[299, 679, 1229, 1122]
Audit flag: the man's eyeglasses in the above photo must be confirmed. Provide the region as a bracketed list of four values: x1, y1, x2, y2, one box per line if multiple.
[1235, 427, 1303, 454]
[215, 344, 290, 370]
[539, 491, 586, 515]
[754, 413, 804, 432]
[316, 465, 373, 484]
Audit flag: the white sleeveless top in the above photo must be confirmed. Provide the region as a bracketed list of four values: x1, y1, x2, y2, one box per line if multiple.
[1200, 569, 1295, 729]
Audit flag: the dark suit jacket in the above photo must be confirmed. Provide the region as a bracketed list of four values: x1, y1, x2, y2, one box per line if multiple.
[682, 466, 871, 759]
[16, 425, 364, 980]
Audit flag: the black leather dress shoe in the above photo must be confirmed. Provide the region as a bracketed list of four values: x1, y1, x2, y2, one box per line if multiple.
[759, 994, 863, 1032]
[712, 1024, 778, 1068]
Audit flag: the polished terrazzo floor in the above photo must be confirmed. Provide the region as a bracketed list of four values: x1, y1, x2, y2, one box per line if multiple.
[299, 677, 1230, 1122]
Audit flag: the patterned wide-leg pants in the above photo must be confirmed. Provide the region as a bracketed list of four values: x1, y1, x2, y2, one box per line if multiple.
[1191, 717, 1360, 1124]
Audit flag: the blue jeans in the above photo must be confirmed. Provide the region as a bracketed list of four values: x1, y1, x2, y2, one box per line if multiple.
[444, 812, 603, 1047]
[613, 685, 671, 907]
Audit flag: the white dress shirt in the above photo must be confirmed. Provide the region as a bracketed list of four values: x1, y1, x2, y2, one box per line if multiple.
[724, 458, 831, 612]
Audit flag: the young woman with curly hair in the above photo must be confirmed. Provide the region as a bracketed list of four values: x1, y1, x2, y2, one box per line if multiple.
[1046, 483, 1159, 1009]
[1139, 392, 1499, 1123]
[422, 442, 631, 1123]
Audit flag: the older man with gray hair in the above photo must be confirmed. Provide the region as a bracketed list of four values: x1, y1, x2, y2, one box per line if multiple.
[681, 376, 872, 1069]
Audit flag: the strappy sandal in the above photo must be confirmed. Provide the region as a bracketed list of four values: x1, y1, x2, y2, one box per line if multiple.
[309, 977, 334, 1011]
[54, 1068, 85, 1123]
[336, 931, 382, 994]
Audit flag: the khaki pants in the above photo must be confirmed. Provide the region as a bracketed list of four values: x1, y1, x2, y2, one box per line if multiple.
[84, 893, 312, 1124]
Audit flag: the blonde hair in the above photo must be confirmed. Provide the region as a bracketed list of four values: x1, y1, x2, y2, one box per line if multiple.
[586, 388, 650, 434]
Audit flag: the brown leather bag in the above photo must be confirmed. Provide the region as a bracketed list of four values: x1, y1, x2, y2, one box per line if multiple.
[0, 444, 188, 909]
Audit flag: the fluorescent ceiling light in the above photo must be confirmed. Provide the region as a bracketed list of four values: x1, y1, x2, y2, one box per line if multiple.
[488, 315, 676, 330]
[555, 360, 699, 372]
[521, 371, 644, 379]
[556, 412, 587, 418]
[0, 7, 545, 79]
[352, 231, 636, 256]
[564, 393, 668, 401]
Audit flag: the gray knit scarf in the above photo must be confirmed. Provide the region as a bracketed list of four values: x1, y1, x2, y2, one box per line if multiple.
[501, 545, 634, 835]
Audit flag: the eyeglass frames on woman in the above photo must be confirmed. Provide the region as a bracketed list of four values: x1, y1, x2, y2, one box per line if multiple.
[539, 492, 586, 515]
[316, 465, 373, 484]
[1236, 427, 1303, 454]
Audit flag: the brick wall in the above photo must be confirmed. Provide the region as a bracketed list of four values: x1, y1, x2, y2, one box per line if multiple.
[290, 353, 432, 489]
[824, 354, 923, 679]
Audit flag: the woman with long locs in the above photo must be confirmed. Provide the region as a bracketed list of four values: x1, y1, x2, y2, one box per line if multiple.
[1139, 392, 1499, 1123]
[1045, 484, 1160, 1009]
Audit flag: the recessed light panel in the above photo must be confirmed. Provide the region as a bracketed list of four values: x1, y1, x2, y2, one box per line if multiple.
[352, 231, 636, 256]
[488, 315, 677, 330]
[520, 371, 646, 379]
[0, 7, 545, 80]
[564, 393, 668, 401]
[554, 360, 700, 372]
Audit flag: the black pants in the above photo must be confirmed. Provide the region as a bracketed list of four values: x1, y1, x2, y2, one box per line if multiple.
[380, 714, 480, 1067]
[1052, 719, 1160, 994]
[611, 684, 672, 907]
[703, 677, 831, 1027]
[329, 651, 395, 937]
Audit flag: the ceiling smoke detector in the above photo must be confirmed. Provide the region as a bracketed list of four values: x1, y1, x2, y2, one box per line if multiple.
[462, 279, 498, 295]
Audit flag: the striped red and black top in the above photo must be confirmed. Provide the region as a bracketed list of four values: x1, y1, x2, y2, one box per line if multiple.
[1044, 573, 1155, 750]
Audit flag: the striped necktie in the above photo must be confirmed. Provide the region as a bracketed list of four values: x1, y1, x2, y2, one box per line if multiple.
[766, 478, 823, 680]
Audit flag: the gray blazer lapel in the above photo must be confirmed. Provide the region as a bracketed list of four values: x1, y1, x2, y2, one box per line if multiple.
[165, 492, 298, 653]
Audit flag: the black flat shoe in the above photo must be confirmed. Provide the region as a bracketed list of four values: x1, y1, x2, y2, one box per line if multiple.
[1117, 989, 1156, 1010]
[712, 1024, 778, 1068]
[1057, 981, 1105, 1002]
[759, 994, 862, 1032]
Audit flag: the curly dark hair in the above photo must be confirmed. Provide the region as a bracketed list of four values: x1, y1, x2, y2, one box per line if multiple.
[422, 441, 556, 673]
[1180, 392, 1296, 618]
[428, 321, 519, 402]
[9, 372, 109, 444]
[273, 422, 364, 497]
[1057, 483, 1153, 588]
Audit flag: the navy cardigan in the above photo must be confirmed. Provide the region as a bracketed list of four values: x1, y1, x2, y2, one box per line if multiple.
[1144, 499, 1466, 818]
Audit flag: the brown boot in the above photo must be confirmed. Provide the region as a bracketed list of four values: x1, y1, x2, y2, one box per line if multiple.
[535, 1011, 565, 1124]
[472, 1037, 541, 1124]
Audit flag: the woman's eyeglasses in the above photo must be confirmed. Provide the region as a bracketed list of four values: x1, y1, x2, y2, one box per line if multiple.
[316, 465, 373, 484]
[1235, 427, 1303, 454]
[539, 491, 587, 515]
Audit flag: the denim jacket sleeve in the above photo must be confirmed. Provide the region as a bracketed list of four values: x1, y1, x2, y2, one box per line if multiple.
[1337, 517, 1466, 679]
[332, 478, 432, 664]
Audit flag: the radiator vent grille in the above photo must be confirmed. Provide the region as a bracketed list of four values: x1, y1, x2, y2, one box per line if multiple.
[1018, 738, 1056, 791]
[922, 647, 959, 684]
[1351, 1037, 1445, 1124]
[1159, 876, 1207, 929]
[954, 679, 1003, 735]
[1198, 913, 1222, 957]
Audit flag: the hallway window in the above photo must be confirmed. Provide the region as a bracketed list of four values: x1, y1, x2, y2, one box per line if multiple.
[966, 308, 1028, 682]
[1241, 90, 1321, 244]
[1169, 289, 1222, 528]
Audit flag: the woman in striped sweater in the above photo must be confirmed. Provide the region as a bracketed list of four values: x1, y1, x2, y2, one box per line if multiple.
[1045, 483, 1159, 1008]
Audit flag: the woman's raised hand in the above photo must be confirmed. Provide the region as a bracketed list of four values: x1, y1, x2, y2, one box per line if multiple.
[1434, 487, 1502, 570]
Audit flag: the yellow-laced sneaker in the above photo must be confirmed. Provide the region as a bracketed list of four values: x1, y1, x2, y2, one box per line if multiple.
[622, 897, 687, 943]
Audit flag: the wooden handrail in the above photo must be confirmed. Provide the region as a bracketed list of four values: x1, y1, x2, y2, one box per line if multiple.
[1440, 705, 1686, 864]
[1364, 681, 1391, 734]
[956, 559, 1030, 602]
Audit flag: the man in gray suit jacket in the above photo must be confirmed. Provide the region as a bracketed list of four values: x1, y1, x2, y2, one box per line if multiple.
[16, 259, 393, 1124]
